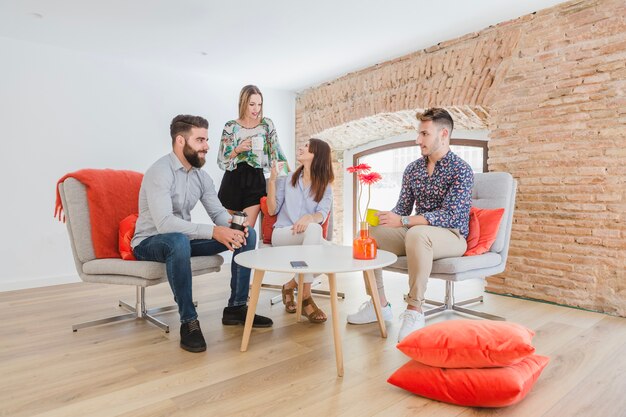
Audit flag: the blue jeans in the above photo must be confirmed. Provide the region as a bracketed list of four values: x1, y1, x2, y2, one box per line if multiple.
[133, 228, 256, 323]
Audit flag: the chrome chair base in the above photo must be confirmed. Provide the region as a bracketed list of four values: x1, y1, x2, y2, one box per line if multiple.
[423, 281, 505, 321]
[72, 286, 198, 333]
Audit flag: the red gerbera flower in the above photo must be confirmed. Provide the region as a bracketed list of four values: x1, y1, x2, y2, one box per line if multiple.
[346, 163, 371, 173]
[347, 163, 383, 224]
[358, 172, 382, 185]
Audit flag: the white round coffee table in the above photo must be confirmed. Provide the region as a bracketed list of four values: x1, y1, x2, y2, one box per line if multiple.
[234, 245, 397, 377]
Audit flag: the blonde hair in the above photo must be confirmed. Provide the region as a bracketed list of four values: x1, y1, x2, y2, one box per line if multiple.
[238, 85, 263, 120]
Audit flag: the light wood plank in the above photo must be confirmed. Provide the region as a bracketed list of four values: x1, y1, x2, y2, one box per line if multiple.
[0, 268, 625, 417]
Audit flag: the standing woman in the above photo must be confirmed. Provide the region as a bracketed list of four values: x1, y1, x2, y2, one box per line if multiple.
[267, 138, 334, 323]
[218, 85, 288, 227]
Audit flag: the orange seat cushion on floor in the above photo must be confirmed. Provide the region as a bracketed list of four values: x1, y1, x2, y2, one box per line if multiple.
[464, 206, 505, 256]
[387, 355, 550, 408]
[396, 320, 535, 368]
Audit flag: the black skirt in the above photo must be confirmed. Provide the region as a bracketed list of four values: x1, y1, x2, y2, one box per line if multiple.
[218, 162, 267, 211]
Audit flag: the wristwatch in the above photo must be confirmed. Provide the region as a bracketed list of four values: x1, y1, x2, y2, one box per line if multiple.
[401, 216, 410, 229]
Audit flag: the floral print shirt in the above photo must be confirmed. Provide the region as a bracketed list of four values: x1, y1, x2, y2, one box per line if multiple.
[217, 117, 287, 173]
[392, 151, 473, 238]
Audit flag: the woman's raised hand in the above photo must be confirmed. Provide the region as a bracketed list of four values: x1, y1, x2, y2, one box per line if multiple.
[269, 160, 279, 181]
[235, 138, 253, 154]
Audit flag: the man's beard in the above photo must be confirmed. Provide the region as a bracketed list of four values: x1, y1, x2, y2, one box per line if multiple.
[183, 142, 206, 168]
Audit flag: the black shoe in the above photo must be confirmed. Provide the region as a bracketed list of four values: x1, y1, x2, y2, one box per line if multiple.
[180, 319, 207, 352]
[222, 305, 273, 328]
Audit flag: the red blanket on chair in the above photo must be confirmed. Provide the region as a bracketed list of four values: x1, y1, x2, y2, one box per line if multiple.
[55, 169, 143, 259]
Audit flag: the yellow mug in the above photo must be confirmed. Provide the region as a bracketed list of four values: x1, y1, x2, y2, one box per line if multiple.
[366, 208, 380, 226]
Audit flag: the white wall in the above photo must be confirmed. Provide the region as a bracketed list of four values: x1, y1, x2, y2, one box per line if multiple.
[0, 36, 296, 291]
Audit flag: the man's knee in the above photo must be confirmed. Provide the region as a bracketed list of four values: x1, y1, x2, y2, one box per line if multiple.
[406, 226, 432, 246]
[370, 225, 404, 254]
[165, 233, 191, 258]
[159, 233, 191, 259]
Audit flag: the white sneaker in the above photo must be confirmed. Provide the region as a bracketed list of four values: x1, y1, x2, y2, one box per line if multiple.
[347, 299, 393, 324]
[397, 310, 426, 342]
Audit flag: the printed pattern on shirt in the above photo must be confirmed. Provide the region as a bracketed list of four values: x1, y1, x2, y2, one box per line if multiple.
[217, 117, 287, 173]
[392, 151, 473, 238]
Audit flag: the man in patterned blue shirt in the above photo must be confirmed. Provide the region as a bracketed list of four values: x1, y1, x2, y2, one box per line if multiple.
[347, 108, 473, 342]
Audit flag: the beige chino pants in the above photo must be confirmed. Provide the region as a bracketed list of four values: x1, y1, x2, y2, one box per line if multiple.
[369, 225, 467, 308]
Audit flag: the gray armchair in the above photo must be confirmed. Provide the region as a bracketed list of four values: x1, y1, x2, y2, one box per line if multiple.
[384, 172, 517, 320]
[59, 176, 223, 333]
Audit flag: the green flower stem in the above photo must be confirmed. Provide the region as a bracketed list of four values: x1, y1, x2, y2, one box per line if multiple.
[357, 182, 363, 224]
[364, 184, 372, 223]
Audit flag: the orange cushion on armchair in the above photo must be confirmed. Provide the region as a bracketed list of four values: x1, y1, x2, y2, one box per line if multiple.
[464, 206, 505, 256]
[260, 196, 330, 244]
[118, 213, 138, 260]
[260, 197, 278, 244]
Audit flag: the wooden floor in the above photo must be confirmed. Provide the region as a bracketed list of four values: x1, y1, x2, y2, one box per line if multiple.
[1, 267, 626, 417]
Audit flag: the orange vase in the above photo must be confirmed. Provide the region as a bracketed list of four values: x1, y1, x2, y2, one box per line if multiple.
[353, 221, 377, 260]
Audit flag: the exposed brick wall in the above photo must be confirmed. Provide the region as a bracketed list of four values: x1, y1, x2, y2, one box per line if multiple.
[296, 0, 626, 316]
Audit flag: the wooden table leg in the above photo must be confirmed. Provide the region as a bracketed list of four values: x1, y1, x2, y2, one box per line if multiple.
[364, 269, 387, 338]
[295, 273, 304, 322]
[240, 269, 265, 352]
[362, 271, 373, 298]
[328, 273, 344, 377]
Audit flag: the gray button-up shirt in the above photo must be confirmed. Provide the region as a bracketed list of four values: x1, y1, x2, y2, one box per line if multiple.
[132, 153, 231, 248]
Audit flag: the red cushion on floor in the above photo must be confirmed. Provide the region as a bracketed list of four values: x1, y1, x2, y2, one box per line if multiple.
[388, 355, 550, 407]
[396, 320, 535, 368]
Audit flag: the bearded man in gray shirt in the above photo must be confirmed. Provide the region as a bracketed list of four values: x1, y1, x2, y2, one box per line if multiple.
[132, 115, 272, 353]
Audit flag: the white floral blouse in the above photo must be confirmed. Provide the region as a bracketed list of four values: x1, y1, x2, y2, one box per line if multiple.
[217, 117, 287, 173]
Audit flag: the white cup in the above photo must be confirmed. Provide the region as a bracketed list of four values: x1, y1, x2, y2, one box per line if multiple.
[276, 161, 287, 176]
[251, 135, 264, 151]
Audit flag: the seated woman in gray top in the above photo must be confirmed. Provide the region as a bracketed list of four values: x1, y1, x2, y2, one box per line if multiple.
[266, 138, 334, 323]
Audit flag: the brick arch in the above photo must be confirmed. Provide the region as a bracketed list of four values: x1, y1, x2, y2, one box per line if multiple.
[295, 25, 523, 147]
[315, 106, 490, 152]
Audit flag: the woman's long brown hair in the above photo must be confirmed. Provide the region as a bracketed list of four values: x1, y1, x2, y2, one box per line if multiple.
[290, 138, 334, 202]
